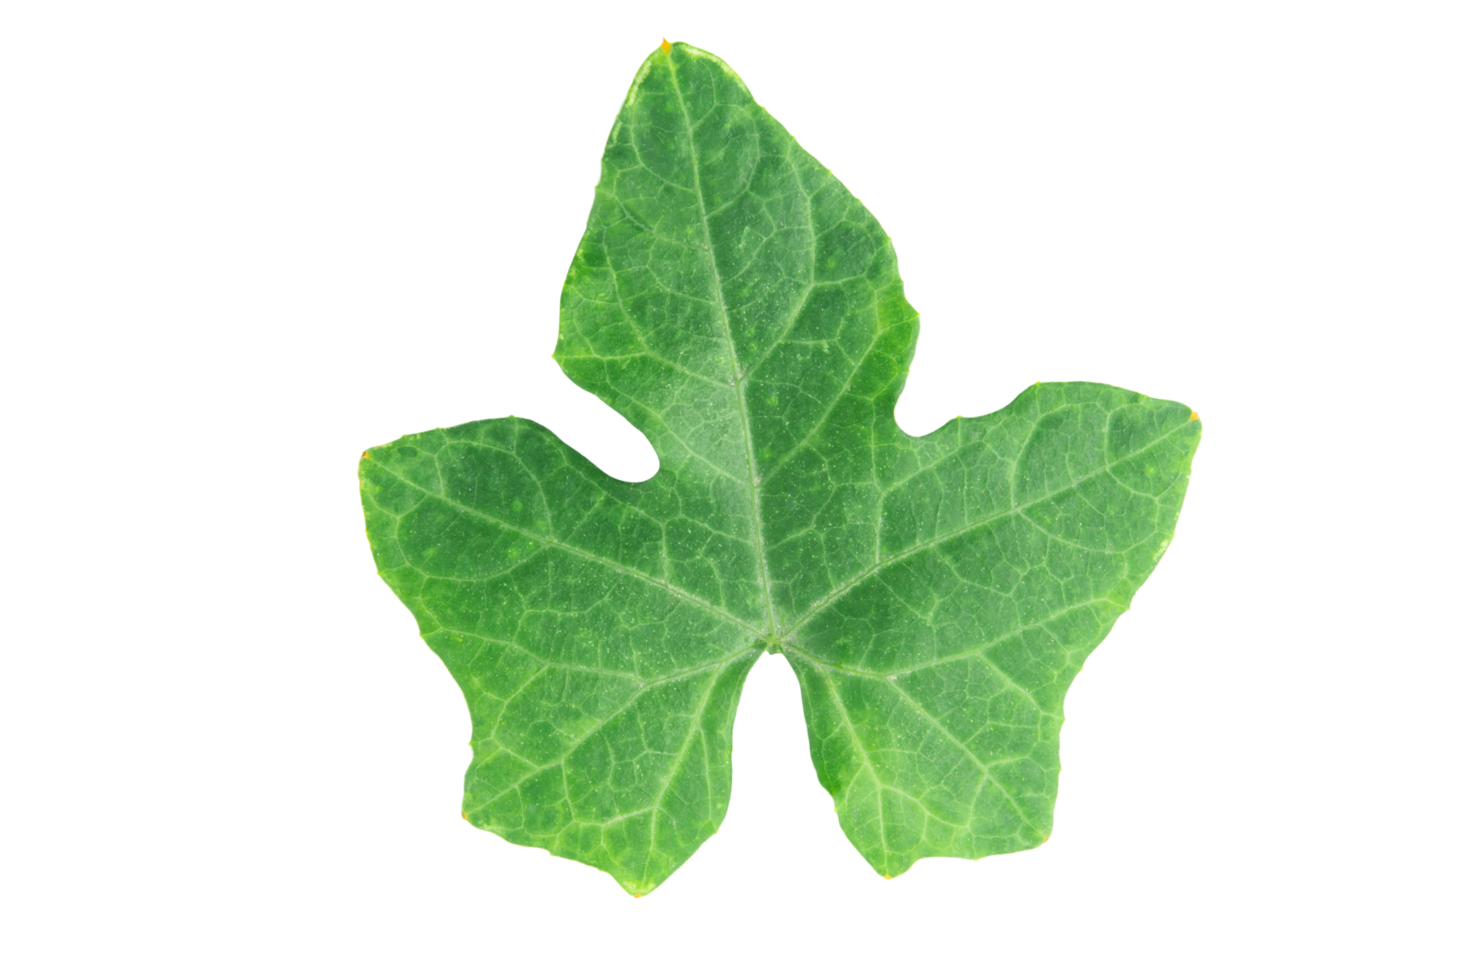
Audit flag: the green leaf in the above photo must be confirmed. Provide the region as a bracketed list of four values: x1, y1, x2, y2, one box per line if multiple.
[359, 41, 1201, 896]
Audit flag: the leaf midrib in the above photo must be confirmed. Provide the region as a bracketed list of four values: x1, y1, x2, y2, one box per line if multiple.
[666, 55, 779, 640]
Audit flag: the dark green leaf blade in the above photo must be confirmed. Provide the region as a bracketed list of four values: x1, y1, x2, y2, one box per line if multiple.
[360, 41, 1201, 893]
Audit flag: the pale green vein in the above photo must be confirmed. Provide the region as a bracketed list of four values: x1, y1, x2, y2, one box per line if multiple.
[366, 458, 763, 635]
[779, 417, 1196, 639]
[760, 312, 889, 481]
[788, 643, 1045, 840]
[643, 660, 725, 879]
[811, 655, 892, 874]
[795, 596, 1117, 708]
[474, 646, 760, 810]
[666, 55, 778, 638]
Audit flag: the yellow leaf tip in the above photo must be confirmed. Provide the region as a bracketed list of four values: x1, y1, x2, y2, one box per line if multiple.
[883, 874, 893, 879]
[1189, 411, 1200, 421]
[461, 811, 467, 820]
[660, 38, 671, 54]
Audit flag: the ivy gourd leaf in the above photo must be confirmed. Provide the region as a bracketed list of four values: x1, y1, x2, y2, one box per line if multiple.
[359, 41, 1201, 896]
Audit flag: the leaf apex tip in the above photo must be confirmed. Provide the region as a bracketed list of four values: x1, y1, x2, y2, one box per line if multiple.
[1189, 411, 1200, 421]
[660, 37, 671, 54]
[461, 811, 467, 820]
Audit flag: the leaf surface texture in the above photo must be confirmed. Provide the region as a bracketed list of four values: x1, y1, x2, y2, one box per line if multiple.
[360, 42, 1201, 895]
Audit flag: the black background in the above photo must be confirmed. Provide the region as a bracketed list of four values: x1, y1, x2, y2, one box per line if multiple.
[310, 30, 1240, 922]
